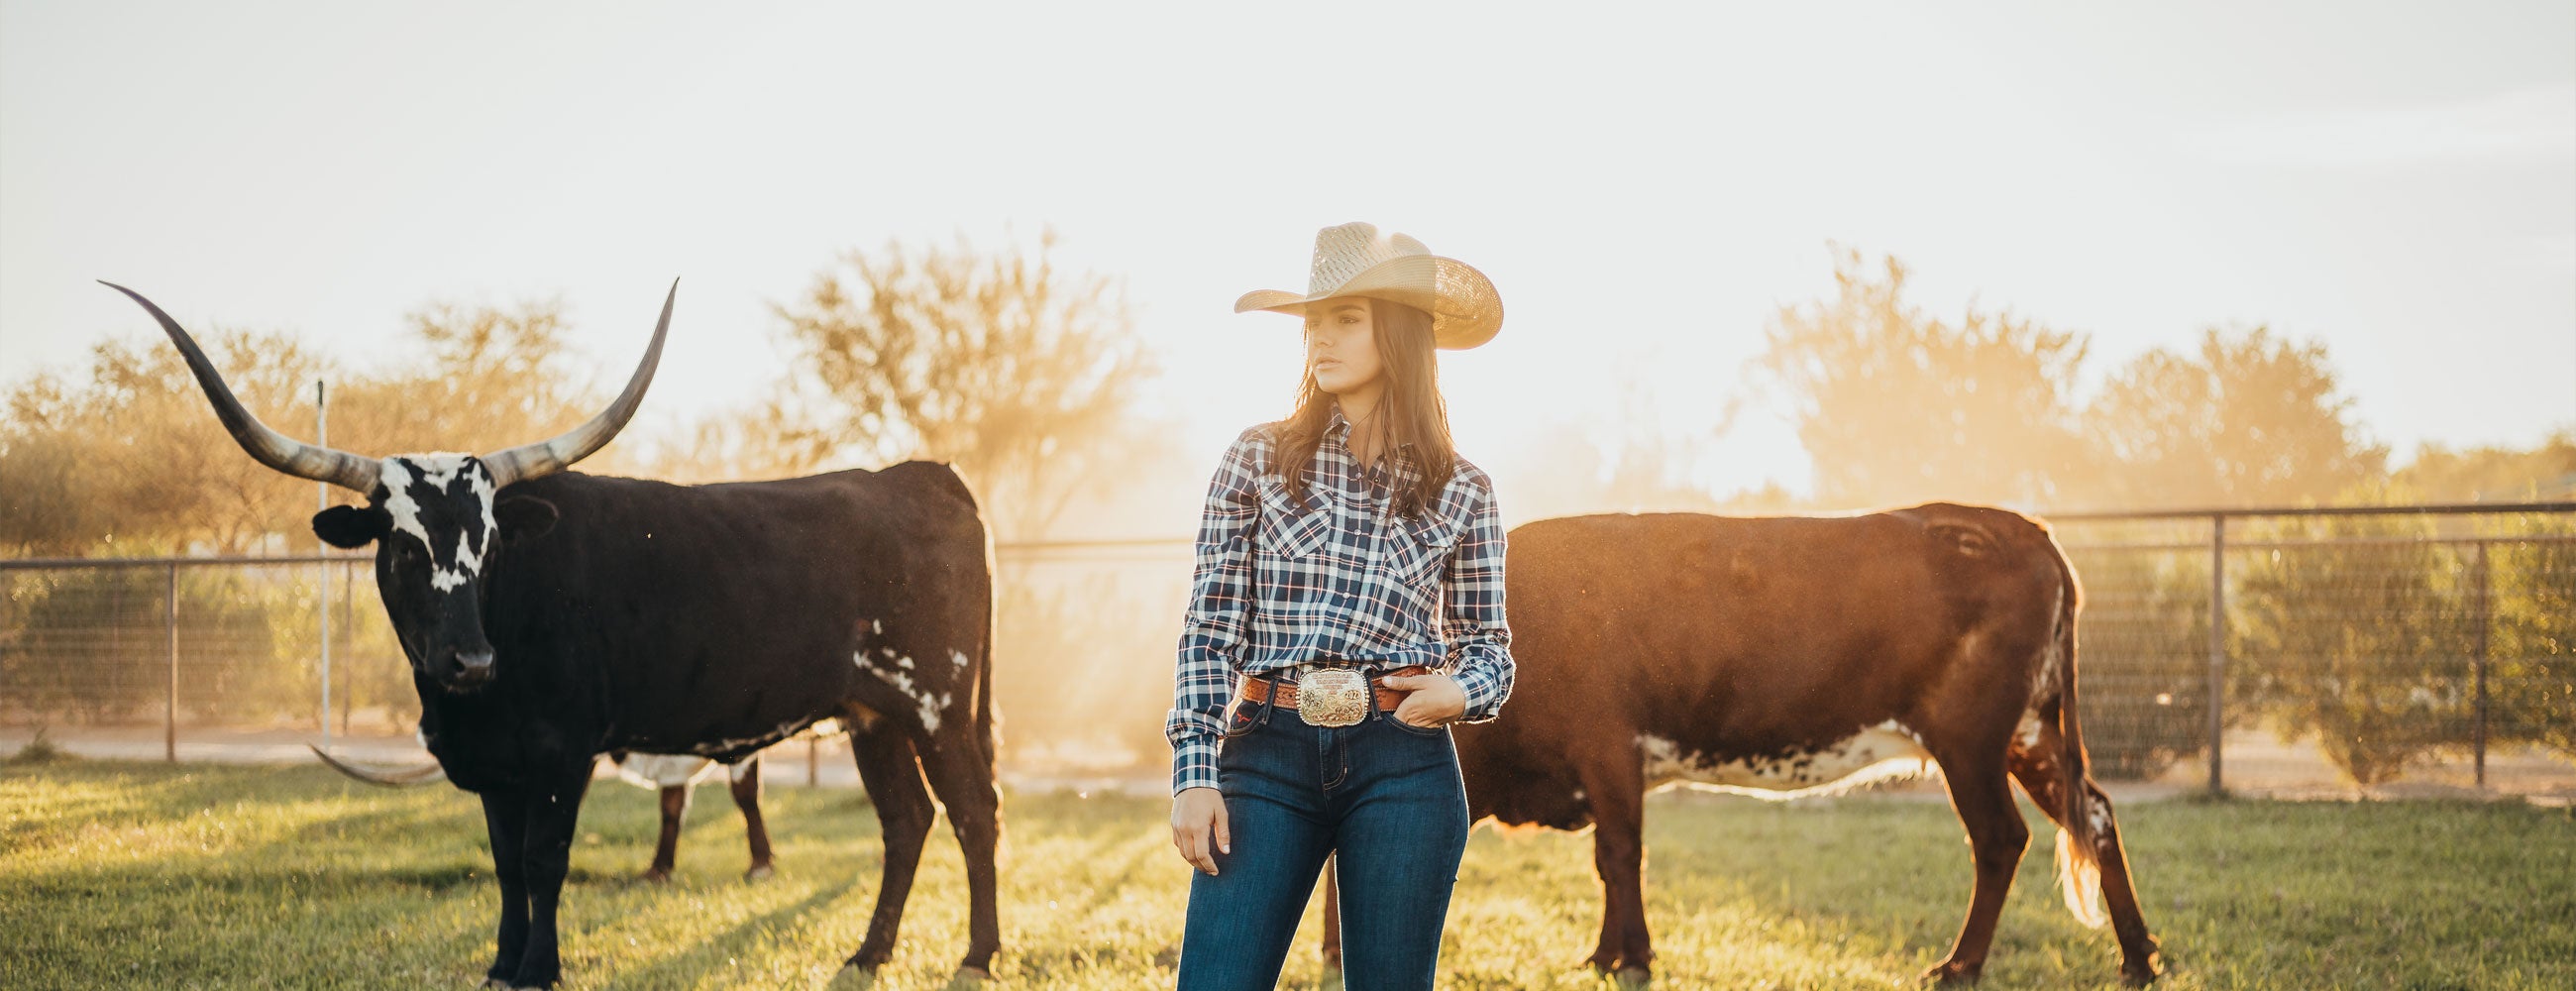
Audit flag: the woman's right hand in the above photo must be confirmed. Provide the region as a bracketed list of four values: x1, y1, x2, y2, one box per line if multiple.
[1170, 786, 1231, 875]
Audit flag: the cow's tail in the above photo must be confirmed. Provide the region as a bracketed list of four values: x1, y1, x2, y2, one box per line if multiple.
[2043, 534, 2110, 930]
[976, 608, 999, 764]
[976, 523, 1002, 768]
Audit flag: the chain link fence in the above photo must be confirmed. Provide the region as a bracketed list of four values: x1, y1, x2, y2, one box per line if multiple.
[5, 505, 2571, 798]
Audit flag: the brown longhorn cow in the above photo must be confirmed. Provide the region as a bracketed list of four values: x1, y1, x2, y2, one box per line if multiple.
[1323, 504, 2162, 986]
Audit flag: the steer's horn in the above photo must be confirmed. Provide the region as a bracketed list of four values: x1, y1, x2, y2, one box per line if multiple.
[99, 282, 382, 494]
[308, 744, 448, 787]
[480, 279, 677, 489]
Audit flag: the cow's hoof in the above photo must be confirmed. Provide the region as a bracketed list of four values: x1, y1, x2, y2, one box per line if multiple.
[825, 964, 879, 990]
[2121, 958, 2164, 986]
[941, 966, 993, 989]
[744, 862, 776, 882]
[640, 868, 673, 884]
[1919, 960, 1982, 985]
[1612, 965, 1652, 988]
[1318, 964, 1343, 991]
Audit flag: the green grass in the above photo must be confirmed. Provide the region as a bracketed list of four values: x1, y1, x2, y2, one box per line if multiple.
[3, 761, 2569, 990]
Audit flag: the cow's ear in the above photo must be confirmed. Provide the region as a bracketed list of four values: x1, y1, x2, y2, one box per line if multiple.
[312, 505, 390, 549]
[495, 496, 559, 543]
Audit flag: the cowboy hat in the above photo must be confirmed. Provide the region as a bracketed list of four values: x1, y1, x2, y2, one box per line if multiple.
[1234, 221, 1503, 350]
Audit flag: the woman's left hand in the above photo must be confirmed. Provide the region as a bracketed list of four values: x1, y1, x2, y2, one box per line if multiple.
[1378, 673, 1465, 728]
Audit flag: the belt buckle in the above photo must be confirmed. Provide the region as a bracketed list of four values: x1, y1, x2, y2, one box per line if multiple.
[1294, 668, 1368, 727]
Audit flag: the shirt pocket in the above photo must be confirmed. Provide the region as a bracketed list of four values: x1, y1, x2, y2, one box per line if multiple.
[1384, 504, 1465, 592]
[1253, 476, 1334, 561]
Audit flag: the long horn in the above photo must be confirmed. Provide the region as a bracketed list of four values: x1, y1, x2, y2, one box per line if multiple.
[481, 279, 677, 489]
[99, 282, 381, 494]
[308, 744, 448, 787]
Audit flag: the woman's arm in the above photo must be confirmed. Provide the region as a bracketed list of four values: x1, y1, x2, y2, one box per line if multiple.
[1441, 482, 1514, 723]
[1164, 427, 1265, 795]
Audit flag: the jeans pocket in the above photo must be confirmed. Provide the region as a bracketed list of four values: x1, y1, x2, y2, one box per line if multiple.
[1382, 711, 1449, 737]
[1219, 699, 1270, 739]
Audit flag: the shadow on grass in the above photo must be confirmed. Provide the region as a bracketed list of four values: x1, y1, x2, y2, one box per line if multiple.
[597, 874, 864, 989]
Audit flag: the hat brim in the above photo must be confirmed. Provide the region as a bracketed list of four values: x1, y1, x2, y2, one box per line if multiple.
[1234, 254, 1502, 351]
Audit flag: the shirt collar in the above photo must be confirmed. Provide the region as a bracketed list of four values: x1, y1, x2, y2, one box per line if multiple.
[1327, 400, 1415, 452]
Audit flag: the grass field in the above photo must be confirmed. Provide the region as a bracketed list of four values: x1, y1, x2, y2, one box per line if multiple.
[4, 759, 2570, 990]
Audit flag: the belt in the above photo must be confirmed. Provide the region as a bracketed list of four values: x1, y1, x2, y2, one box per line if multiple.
[1236, 664, 1430, 716]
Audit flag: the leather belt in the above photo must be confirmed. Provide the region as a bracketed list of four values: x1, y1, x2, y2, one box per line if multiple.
[1236, 664, 1430, 716]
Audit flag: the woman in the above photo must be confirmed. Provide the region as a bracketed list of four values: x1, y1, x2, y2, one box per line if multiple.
[1166, 221, 1516, 990]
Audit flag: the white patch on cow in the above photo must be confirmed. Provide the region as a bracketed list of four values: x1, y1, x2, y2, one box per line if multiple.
[852, 650, 870, 670]
[2087, 792, 2113, 835]
[726, 760, 756, 785]
[379, 454, 497, 593]
[1571, 788, 1586, 803]
[871, 619, 884, 634]
[2028, 628, 2063, 710]
[619, 753, 717, 789]
[1636, 720, 1935, 801]
[688, 720, 805, 758]
[949, 649, 970, 669]
[2014, 712, 2048, 750]
[867, 661, 955, 731]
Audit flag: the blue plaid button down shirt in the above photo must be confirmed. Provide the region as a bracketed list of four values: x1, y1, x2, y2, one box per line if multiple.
[1165, 407, 1515, 794]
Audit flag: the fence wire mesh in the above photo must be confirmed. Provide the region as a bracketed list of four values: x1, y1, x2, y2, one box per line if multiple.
[4, 506, 2571, 798]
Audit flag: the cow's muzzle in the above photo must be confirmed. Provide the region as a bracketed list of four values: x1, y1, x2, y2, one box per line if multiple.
[442, 648, 496, 692]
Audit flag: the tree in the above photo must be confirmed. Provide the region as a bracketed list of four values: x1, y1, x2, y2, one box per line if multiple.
[2391, 430, 2576, 502]
[0, 329, 332, 556]
[766, 231, 1155, 540]
[0, 299, 611, 557]
[2080, 326, 2388, 508]
[327, 298, 623, 468]
[1757, 249, 2091, 509]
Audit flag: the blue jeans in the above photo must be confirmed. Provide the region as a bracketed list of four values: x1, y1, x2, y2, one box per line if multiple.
[1177, 693, 1472, 991]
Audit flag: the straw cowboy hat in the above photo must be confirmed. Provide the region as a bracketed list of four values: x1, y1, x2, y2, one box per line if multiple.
[1234, 221, 1503, 350]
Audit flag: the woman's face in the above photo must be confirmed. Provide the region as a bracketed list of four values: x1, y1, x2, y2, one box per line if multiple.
[1302, 296, 1383, 395]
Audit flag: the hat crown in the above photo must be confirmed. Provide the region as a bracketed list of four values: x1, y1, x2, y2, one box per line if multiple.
[1234, 220, 1502, 350]
[1306, 222, 1434, 297]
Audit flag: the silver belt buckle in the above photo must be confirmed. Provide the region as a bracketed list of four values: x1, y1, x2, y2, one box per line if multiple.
[1294, 668, 1368, 727]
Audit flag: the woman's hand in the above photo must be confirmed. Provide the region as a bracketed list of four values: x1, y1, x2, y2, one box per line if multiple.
[1170, 786, 1230, 875]
[1379, 672, 1466, 728]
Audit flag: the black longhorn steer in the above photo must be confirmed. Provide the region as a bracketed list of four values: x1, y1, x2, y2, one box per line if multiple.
[109, 282, 1002, 990]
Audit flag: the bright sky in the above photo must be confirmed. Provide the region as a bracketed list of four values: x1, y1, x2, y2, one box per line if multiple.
[5, 1, 2571, 505]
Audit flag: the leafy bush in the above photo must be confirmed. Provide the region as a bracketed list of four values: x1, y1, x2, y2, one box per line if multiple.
[2065, 543, 2215, 780]
[2231, 514, 2463, 785]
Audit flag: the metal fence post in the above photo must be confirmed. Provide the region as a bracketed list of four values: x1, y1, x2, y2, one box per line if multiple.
[807, 734, 820, 787]
[2472, 540, 2491, 788]
[318, 380, 332, 754]
[164, 562, 178, 763]
[2207, 514, 2226, 797]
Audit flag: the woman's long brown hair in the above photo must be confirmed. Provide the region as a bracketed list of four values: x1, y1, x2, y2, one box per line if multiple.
[1271, 298, 1457, 519]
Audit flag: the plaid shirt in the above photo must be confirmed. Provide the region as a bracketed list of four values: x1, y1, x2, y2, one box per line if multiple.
[1165, 407, 1515, 794]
